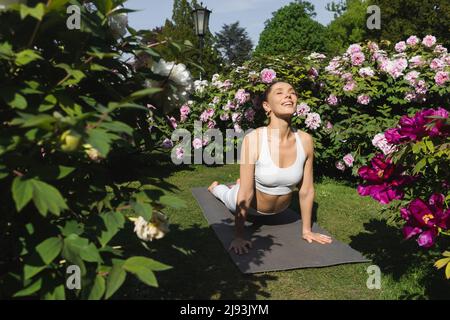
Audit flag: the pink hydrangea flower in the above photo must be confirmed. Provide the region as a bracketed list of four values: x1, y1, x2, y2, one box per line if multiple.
[372, 133, 397, 155]
[404, 92, 417, 102]
[435, 71, 449, 86]
[404, 71, 420, 86]
[296, 102, 310, 116]
[305, 112, 321, 130]
[220, 113, 229, 121]
[162, 138, 173, 149]
[192, 138, 203, 149]
[343, 153, 354, 167]
[430, 58, 445, 70]
[175, 146, 184, 159]
[395, 41, 407, 53]
[406, 35, 419, 46]
[327, 94, 339, 106]
[235, 89, 250, 105]
[357, 95, 371, 105]
[359, 67, 375, 77]
[346, 44, 362, 54]
[409, 55, 423, 68]
[260, 68, 277, 83]
[343, 81, 357, 92]
[422, 35, 436, 47]
[231, 112, 242, 123]
[335, 160, 346, 171]
[351, 52, 365, 66]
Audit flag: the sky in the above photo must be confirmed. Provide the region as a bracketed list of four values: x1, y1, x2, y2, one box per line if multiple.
[125, 0, 335, 47]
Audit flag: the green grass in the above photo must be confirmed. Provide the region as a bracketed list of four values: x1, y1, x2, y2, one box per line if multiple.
[115, 158, 450, 300]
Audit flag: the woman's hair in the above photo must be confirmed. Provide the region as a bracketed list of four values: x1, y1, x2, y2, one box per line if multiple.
[261, 81, 283, 104]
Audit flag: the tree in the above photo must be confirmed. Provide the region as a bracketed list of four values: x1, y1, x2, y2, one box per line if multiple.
[366, 0, 450, 49]
[156, 0, 223, 79]
[215, 22, 253, 67]
[255, 0, 328, 56]
[324, 0, 369, 55]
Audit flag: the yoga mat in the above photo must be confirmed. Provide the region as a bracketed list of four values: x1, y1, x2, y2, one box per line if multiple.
[191, 185, 370, 274]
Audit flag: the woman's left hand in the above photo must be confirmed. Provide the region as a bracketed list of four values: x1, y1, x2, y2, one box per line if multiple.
[302, 231, 333, 244]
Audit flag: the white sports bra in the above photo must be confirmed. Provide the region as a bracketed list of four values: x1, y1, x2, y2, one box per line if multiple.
[254, 126, 306, 195]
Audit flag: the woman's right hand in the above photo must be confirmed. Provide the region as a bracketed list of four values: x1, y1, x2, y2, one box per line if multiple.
[228, 237, 252, 255]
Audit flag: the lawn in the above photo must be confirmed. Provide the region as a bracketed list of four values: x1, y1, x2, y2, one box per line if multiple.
[115, 154, 450, 300]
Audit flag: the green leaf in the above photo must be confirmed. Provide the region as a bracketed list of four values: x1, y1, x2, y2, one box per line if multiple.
[62, 234, 87, 275]
[80, 243, 103, 263]
[12, 177, 33, 212]
[43, 284, 66, 300]
[100, 121, 133, 135]
[38, 94, 57, 112]
[20, 3, 46, 20]
[60, 220, 84, 236]
[105, 261, 126, 299]
[98, 211, 125, 247]
[124, 88, 163, 102]
[131, 201, 152, 220]
[425, 139, 435, 153]
[36, 237, 63, 265]
[87, 128, 111, 157]
[128, 266, 158, 287]
[413, 158, 427, 174]
[159, 195, 186, 209]
[124, 256, 172, 272]
[13, 278, 43, 297]
[15, 49, 43, 66]
[0, 91, 28, 109]
[30, 179, 68, 216]
[88, 275, 106, 300]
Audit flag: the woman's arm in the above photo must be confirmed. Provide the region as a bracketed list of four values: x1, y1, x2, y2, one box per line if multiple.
[298, 133, 332, 244]
[229, 129, 258, 254]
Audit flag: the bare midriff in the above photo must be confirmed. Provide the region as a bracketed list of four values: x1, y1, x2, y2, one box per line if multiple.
[250, 189, 292, 214]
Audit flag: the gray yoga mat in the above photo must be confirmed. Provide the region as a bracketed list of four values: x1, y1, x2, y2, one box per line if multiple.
[191, 185, 370, 274]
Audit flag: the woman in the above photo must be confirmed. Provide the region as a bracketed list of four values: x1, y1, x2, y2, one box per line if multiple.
[209, 81, 333, 255]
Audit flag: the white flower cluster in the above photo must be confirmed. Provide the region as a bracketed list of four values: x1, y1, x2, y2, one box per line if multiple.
[194, 80, 209, 94]
[133, 211, 170, 242]
[149, 59, 193, 106]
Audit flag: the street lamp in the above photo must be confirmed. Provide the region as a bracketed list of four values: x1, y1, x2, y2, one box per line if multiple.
[192, 2, 211, 80]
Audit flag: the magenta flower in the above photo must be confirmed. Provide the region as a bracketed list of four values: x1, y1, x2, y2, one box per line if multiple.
[260, 68, 276, 84]
[384, 107, 449, 144]
[401, 193, 450, 248]
[357, 153, 416, 204]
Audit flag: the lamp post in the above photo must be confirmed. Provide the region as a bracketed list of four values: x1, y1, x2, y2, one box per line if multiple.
[192, 2, 211, 80]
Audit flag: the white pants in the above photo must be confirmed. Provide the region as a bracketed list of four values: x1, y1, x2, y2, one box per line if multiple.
[211, 183, 279, 216]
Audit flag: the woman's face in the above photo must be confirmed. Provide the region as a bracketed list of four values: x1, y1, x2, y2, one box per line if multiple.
[263, 82, 298, 117]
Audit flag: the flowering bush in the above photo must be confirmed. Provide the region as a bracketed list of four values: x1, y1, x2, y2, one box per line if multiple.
[358, 107, 450, 279]
[162, 35, 449, 175]
[0, 0, 190, 299]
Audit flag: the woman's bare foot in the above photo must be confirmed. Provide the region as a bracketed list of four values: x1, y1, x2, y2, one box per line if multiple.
[208, 181, 219, 193]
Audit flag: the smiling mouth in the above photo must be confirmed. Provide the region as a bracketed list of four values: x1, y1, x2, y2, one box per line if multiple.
[282, 102, 293, 107]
